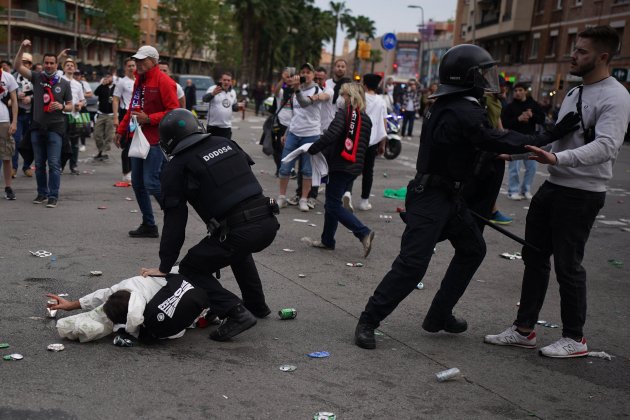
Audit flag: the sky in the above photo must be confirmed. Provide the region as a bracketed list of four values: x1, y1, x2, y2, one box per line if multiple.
[313, 0, 458, 55]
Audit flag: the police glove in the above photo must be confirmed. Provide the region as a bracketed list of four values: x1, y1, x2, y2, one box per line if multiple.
[548, 112, 580, 140]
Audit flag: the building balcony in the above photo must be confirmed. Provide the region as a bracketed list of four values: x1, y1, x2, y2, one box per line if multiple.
[464, 0, 535, 42]
[0, 8, 116, 41]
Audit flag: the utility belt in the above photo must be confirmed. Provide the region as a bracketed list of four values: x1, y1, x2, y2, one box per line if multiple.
[206, 196, 279, 241]
[412, 173, 464, 194]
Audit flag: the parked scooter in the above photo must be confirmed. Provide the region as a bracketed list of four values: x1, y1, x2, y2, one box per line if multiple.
[384, 113, 403, 160]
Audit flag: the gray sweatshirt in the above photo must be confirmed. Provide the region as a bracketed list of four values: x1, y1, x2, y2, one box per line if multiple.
[550, 76, 630, 192]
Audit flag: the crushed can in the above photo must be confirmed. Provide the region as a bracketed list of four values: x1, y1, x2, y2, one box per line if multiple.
[113, 335, 134, 347]
[278, 308, 297, 320]
[436, 367, 461, 382]
[314, 412, 336, 420]
[46, 299, 58, 318]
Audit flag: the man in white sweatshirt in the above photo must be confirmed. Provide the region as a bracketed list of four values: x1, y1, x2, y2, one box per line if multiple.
[485, 25, 630, 358]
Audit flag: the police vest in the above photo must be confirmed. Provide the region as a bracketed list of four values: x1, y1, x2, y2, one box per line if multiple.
[186, 136, 262, 220]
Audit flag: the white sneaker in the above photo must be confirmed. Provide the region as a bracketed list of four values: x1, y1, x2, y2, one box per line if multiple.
[306, 197, 316, 209]
[484, 325, 537, 348]
[122, 172, 132, 182]
[286, 195, 299, 206]
[277, 195, 287, 208]
[539, 337, 588, 358]
[342, 192, 354, 213]
[524, 192, 533, 200]
[358, 199, 372, 211]
[508, 193, 524, 201]
[298, 198, 309, 212]
[79, 145, 86, 152]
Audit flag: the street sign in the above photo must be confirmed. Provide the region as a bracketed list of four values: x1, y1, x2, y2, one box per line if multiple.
[381, 33, 397, 51]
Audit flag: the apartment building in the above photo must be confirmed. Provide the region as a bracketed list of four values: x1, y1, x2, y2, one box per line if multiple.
[455, 0, 630, 104]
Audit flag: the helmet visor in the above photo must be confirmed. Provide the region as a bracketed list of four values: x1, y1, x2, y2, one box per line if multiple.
[479, 65, 500, 94]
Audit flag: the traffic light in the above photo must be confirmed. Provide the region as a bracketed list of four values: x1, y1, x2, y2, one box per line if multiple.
[358, 40, 371, 59]
[393, 63, 398, 73]
[353, 73, 361, 81]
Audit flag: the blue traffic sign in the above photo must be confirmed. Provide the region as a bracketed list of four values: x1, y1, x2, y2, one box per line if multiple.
[381, 33, 397, 51]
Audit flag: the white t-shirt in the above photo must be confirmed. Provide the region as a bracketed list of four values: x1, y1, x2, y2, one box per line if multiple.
[289, 84, 321, 137]
[0, 71, 18, 122]
[206, 86, 238, 128]
[15, 72, 33, 112]
[176, 83, 184, 99]
[365, 93, 388, 146]
[61, 75, 85, 107]
[80, 80, 92, 96]
[276, 87, 293, 127]
[319, 86, 335, 134]
[113, 76, 135, 110]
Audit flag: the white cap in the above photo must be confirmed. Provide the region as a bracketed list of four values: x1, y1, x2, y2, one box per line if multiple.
[132, 45, 159, 61]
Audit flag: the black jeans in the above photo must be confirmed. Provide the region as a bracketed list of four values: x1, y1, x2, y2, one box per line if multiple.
[179, 215, 279, 317]
[515, 181, 605, 339]
[208, 126, 232, 139]
[347, 143, 378, 199]
[271, 124, 287, 175]
[359, 180, 486, 327]
[401, 110, 416, 137]
[118, 108, 132, 175]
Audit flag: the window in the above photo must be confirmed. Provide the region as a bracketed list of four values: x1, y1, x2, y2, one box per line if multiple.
[556, 0, 563, 9]
[530, 34, 541, 58]
[537, 0, 546, 13]
[575, 0, 582, 5]
[566, 32, 577, 55]
[547, 35, 558, 56]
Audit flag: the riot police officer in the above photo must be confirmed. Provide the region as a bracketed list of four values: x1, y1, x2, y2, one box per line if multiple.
[354, 44, 580, 349]
[141, 109, 279, 342]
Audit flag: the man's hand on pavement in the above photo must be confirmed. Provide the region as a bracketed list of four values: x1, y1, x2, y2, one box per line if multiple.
[140, 268, 167, 277]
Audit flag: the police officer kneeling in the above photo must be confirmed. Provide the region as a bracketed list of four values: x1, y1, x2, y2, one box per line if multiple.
[354, 44, 581, 349]
[150, 109, 280, 341]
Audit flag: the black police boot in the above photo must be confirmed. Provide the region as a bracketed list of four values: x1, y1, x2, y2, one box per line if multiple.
[244, 302, 272, 318]
[354, 322, 376, 349]
[209, 304, 257, 341]
[422, 314, 468, 334]
[128, 223, 159, 238]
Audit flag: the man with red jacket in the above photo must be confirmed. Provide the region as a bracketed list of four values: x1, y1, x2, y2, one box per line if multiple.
[115, 46, 179, 238]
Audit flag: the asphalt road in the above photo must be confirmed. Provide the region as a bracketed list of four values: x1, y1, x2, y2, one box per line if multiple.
[1, 113, 629, 419]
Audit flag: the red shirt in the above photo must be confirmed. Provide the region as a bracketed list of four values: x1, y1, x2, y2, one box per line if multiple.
[116, 65, 179, 145]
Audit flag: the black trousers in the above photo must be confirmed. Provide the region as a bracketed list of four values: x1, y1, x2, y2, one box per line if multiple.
[347, 143, 379, 199]
[118, 108, 131, 174]
[359, 179, 486, 327]
[515, 181, 605, 339]
[178, 215, 279, 317]
[271, 124, 287, 175]
[208, 126, 232, 139]
[401, 110, 416, 137]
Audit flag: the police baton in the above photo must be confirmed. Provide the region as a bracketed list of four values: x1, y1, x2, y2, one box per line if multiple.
[469, 210, 541, 253]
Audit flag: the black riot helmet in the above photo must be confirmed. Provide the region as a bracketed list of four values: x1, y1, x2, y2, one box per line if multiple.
[430, 44, 500, 99]
[159, 108, 208, 156]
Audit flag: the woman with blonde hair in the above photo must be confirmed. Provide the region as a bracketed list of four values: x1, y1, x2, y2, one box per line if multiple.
[307, 82, 375, 257]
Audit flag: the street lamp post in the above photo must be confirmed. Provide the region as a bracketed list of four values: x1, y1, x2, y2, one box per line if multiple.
[408, 4, 424, 84]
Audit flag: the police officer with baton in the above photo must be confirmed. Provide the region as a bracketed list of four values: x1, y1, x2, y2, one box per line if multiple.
[141, 109, 280, 342]
[354, 44, 581, 349]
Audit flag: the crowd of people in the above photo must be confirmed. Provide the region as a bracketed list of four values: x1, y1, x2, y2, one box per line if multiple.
[6, 26, 629, 360]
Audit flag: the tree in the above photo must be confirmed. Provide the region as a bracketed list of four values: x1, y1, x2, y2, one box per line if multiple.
[369, 48, 383, 73]
[344, 15, 376, 76]
[78, 0, 140, 51]
[328, 1, 351, 73]
[158, 0, 222, 69]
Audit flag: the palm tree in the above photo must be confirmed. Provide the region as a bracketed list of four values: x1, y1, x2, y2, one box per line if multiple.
[328, 1, 351, 73]
[345, 15, 376, 76]
[369, 48, 383, 73]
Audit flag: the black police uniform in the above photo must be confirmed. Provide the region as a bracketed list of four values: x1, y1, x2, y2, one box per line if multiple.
[158, 135, 280, 319]
[358, 94, 564, 330]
